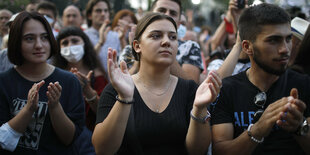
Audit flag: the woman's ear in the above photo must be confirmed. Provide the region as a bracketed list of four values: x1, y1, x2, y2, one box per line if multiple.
[133, 40, 141, 54]
[242, 40, 253, 55]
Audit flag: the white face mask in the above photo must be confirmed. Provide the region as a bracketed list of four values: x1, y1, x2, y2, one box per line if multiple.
[60, 44, 85, 63]
[177, 24, 187, 39]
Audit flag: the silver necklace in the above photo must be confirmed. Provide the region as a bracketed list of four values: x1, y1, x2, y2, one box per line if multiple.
[139, 76, 172, 96]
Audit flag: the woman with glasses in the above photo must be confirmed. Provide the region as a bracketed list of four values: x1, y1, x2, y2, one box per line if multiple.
[92, 12, 222, 154]
[0, 12, 84, 154]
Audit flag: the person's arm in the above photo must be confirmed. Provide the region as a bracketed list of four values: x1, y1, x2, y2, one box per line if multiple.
[8, 81, 45, 133]
[116, 19, 132, 49]
[217, 33, 242, 79]
[277, 88, 310, 154]
[186, 71, 221, 154]
[1, 81, 45, 151]
[70, 68, 99, 113]
[212, 96, 293, 155]
[94, 20, 111, 54]
[92, 97, 132, 155]
[210, 21, 226, 52]
[210, 0, 247, 52]
[212, 123, 258, 155]
[92, 48, 135, 155]
[170, 60, 200, 83]
[47, 82, 75, 146]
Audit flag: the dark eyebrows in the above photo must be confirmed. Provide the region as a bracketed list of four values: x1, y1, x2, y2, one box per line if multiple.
[157, 7, 167, 12]
[148, 30, 176, 35]
[267, 33, 292, 39]
[170, 10, 177, 16]
[23, 32, 48, 38]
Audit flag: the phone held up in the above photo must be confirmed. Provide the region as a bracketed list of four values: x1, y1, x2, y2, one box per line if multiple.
[237, 0, 245, 9]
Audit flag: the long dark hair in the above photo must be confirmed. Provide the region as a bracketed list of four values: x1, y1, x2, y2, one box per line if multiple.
[53, 26, 106, 76]
[291, 26, 310, 75]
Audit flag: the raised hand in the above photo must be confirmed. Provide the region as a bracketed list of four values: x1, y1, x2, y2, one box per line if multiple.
[115, 19, 130, 39]
[193, 70, 222, 109]
[128, 25, 136, 45]
[276, 88, 306, 132]
[25, 80, 45, 112]
[107, 48, 134, 101]
[70, 67, 93, 89]
[229, 0, 248, 19]
[46, 82, 62, 109]
[98, 19, 111, 46]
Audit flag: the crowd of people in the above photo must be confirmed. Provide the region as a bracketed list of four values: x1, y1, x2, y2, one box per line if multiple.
[0, 0, 309, 154]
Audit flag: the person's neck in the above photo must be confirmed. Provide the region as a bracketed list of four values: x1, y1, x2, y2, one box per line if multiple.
[15, 63, 54, 82]
[136, 62, 171, 88]
[92, 24, 100, 31]
[246, 65, 279, 92]
[0, 29, 8, 37]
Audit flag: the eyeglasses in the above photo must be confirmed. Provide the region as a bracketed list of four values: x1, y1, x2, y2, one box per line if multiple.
[253, 92, 267, 123]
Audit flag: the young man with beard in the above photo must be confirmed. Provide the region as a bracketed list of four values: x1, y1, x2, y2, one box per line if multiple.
[211, 3, 310, 155]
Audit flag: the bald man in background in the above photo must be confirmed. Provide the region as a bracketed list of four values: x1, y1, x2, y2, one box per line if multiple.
[62, 5, 83, 28]
[0, 9, 12, 49]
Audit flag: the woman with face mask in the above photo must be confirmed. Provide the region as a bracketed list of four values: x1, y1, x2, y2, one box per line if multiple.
[92, 13, 222, 155]
[53, 26, 108, 132]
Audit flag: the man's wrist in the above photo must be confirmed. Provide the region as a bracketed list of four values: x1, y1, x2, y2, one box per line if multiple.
[247, 124, 264, 143]
[294, 117, 309, 136]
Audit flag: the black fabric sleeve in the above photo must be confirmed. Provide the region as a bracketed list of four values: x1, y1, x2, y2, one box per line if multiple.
[302, 75, 310, 118]
[185, 79, 199, 122]
[96, 83, 118, 124]
[210, 86, 234, 125]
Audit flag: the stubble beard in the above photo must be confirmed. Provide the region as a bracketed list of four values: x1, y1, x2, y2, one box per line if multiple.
[253, 45, 287, 76]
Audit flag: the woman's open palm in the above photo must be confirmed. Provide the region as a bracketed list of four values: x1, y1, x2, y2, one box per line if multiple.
[108, 48, 134, 100]
[194, 71, 222, 108]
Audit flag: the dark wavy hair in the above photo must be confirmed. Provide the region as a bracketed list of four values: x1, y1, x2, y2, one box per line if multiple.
[290, 26, 310, 74]
[132, 12, 177, 61]
[53, 26, 105, 75]
[8, 11, 58, 66]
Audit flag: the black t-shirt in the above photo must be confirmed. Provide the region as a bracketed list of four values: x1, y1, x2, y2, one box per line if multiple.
[211, 69, 310, 155]
[0, 68, 85, 155]
[96, 78, 198, 155]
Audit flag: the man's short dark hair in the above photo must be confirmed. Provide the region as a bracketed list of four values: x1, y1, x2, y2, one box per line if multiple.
[8, 11, 58, 66]
[85, 0, 111, 27]
[150, 0, 182, 17]
[36, 1, 58, 18]
[238, 3, 291, 42]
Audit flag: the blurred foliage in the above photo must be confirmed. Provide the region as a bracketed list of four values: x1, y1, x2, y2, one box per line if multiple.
[0, 0, 31, 13]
